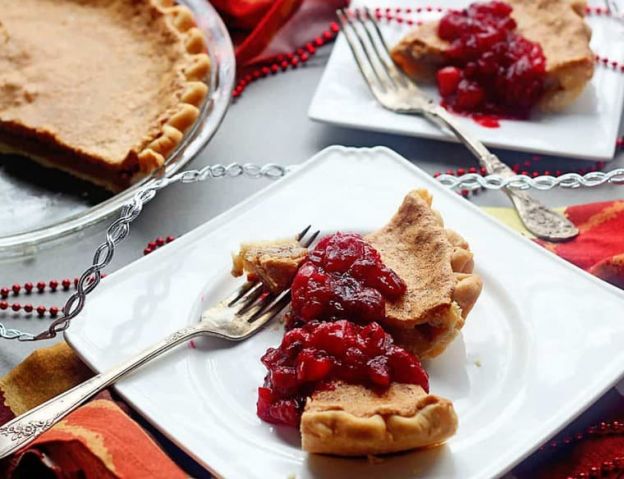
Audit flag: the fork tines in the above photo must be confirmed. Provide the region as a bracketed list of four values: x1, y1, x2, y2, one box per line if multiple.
[337, 8, 412, 96]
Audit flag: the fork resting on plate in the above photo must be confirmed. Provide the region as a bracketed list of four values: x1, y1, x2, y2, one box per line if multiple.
[337, 8, 579, 242]
[0, 226, 319, 460]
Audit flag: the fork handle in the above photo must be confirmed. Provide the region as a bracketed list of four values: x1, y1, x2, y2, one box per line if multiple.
[0, 323, 203, 460]
[423, 104, 579, 241]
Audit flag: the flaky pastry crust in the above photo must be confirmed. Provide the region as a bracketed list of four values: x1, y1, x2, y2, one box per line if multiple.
[367, 189, 483, 358]
[301, 382, 457, 455]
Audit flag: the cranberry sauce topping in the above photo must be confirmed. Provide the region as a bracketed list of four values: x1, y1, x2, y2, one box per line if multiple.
[257, 320, 429, 426]
[436, 1, 546, 118]
[288, 233, 406, 328]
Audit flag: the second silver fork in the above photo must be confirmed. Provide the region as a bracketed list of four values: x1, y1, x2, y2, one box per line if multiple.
[337, 8, 579, 242]
[0, 226, 319, 460]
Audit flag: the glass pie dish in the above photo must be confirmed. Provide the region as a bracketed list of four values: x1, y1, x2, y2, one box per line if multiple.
[0, 0, 235, 257]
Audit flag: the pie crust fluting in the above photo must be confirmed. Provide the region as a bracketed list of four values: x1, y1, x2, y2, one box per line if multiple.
[366, 189, 483, 358]
[301, 382, 457, 455]
[0, 0, 211, 192]
[391, 0, 594, 112]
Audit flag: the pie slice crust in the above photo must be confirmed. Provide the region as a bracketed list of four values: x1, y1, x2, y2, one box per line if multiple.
[301, 382, 457, 455]
[231, 238, 308, 293]
[0, 0, 211, 191]
[366, 189, 483, 358]
[391, 0, 594, 112]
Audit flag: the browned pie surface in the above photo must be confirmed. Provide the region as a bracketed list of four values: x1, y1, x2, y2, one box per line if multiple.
[0, 0, 209, 189]
[301, 382, 458, 455]
[305, 382, 433, 417]
[366, 190, 455, 328]
[366, 190, 482, 358]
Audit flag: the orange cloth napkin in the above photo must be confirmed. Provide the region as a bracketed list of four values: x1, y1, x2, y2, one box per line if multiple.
[0, 343, 187, 478]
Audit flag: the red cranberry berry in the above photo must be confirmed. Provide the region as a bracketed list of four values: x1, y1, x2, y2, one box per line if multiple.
[436, 66, 462, 96]
[436, 1, 546, 118]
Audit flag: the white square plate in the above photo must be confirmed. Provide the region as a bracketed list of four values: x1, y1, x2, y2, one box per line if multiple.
[66, 146, 624, 479]
[308, 0, 624, 161]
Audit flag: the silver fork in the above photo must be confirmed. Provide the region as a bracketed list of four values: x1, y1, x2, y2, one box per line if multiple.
[337, 8, 579, 242]
[0, 226, 319, 460]
[605, 0, 623, 20]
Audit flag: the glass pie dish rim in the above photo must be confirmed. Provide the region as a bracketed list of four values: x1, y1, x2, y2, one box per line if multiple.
[0, 0, 235, 257]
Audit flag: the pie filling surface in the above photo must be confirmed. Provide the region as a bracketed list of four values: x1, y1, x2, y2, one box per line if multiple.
[0, 0, 210, 191]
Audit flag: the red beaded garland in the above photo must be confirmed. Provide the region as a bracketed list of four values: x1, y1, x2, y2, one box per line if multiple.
[534, 419, 624, 479]
[1, 237, 173, 319]
[0, 273, 112, 319]
[232, 23, 339, 99]
[144, 235, 176, 255]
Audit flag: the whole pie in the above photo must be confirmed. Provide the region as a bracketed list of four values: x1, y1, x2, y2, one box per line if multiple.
[0, 0, 211, 191]
[232, 190, 483, 456]
[391, 0, 594, 117]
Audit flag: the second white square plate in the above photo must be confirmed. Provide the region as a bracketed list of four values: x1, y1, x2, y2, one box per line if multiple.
[309, 0, 624, 161]
[66, 146, 624, 478]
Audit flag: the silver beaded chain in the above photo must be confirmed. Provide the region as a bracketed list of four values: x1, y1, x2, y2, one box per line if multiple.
[2, 163, 289, 342]
[2, 164, 623, 342]
[436, 168, 624, 190]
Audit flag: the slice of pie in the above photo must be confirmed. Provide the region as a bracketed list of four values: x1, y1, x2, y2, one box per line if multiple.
[391, 0, 593, 114]
[301, 382, 457, 455]
[0, 0, 211, 191]
[234, 190, 482, 456]
[258, 319, 458, 456]
[367, 190, 483, 358]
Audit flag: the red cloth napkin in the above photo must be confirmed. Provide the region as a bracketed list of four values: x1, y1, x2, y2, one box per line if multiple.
[212, 0, 347, 75]
[536, 200, 624, 289]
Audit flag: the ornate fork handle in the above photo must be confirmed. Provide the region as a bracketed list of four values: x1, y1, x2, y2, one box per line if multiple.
[423, 104, 579, 241]
[0, 324, 204, 460]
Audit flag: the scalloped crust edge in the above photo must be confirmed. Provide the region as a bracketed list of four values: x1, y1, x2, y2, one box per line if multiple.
[301, 383, 458, 456]
[376, 189, 483, 359]
[135, 0, 211, 176]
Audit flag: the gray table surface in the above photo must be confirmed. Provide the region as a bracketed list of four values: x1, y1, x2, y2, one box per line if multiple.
[0, 45, 622, 466]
